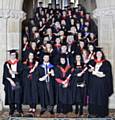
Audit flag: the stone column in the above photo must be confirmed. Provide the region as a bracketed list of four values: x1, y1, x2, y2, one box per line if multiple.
[0, 9, 26, 110]
[0, 14, 7, 111]
[6, 10, 26, 58]
[93, 6, 115, 108]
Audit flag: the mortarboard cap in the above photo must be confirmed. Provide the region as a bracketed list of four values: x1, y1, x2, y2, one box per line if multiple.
[56, 4, 59, 6]
[43, 52, 51, 57]
[77, 4, 82, 6]
[39, 2, 43, 4]
[65, 5, 70, 8]
[95, 46, 103, 52]
[69, 2, 74, 5]
[48, 3, 52, 5]
[7, 49, 18, 54]
[74, 7, 78, 9]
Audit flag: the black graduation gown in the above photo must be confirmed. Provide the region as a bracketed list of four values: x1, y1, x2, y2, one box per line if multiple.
[22, 45, 30, 62]
[52, 45, 61, 65]
[88, 60, 113, 109]
[36, 63, 55, 107]
[55, 65, 73, 105]
[23, 62, 39, 105]
[3, 60, 23, 105]
[71, 65, 87, 105]
[67, 44, 76, 66]
[61, 53, 74, 66]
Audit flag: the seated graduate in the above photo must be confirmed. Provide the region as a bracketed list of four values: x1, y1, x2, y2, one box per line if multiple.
[35, 53, 55, 115]
[71, 54, 88, 116]
[55, 54, 74, 114]
[2, 49, 24, 116]
[23, 52, 39, 113]
[88, 47, 113, 118]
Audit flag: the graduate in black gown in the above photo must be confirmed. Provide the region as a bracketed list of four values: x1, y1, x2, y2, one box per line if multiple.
[88, 48, 113, 117]
[53, 37, 61, 65]
[35, 53, 55, 115]
[23, 52, 39, 113]
[3, 50, 23, 116]
[72, 54, 87, 116]
[55, 55, 74, 114]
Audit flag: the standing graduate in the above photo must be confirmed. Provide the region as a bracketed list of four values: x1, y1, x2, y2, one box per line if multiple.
[23, 52, 39, 113]
[53, 37, 62, 65]
[55, 55, 73, 114]
[88, 48, 113, 117]
[87, 44, 95, 61]
[3, 50, 23, 116]
[72, 54, 87, 116]
[35, 53, 55, 115]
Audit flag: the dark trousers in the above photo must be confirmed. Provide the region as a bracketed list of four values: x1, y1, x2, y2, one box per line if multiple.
[57, 102, 72, 114]
[10, 103, 22, 113]
[41, 83, 54, 112]
[75, 104, 83, 115]
[30, 103, 36, 109]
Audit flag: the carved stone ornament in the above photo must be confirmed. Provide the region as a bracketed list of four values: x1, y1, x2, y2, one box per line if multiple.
[0, 9, 26, 20]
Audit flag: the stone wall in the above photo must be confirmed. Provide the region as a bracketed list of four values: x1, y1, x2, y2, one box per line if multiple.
[0, 0, 26, 110]
[93, 0, 115, 108]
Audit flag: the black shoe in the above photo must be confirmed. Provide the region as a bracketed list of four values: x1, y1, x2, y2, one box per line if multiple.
[50, 110, 54, 114]
[40, 110, 45, 115]
[75, 110, 78, 114]
[18, 110, 23, 114]
[19, 112, 24, 117]
[9, 111, 14, 116]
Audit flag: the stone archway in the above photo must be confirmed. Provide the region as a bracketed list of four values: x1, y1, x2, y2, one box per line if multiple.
[0, 0, 25, 110]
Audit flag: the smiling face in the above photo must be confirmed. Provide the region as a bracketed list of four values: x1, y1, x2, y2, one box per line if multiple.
[46, 43, 52, 49]
[23, 36, 28, 44]
[79, 41, 84, 48]
[10, 53, 16, 60]
[43, 55, 50, 63]
[47, 28, 52, 35]
[67, 35, 74, 45]
[71, 19, 74, 25]
[31, 42, 36, 49]
[75, 55, 81, 61]
[96, 51, 103, 59]
[61, 45, 67, 53]
[61, 20, 66, 25]
[88, 45, 94, 52]
[60, 57, 66, 65]
[55, 38, 61, 44]
[28, 52, 34, 61]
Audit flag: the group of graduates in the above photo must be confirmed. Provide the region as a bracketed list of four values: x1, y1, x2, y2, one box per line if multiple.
[2, 2, 113, 118]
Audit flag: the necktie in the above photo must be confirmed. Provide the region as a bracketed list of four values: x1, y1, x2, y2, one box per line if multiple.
[45, 64, 49, 82]
[45, 64, 48, 72]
